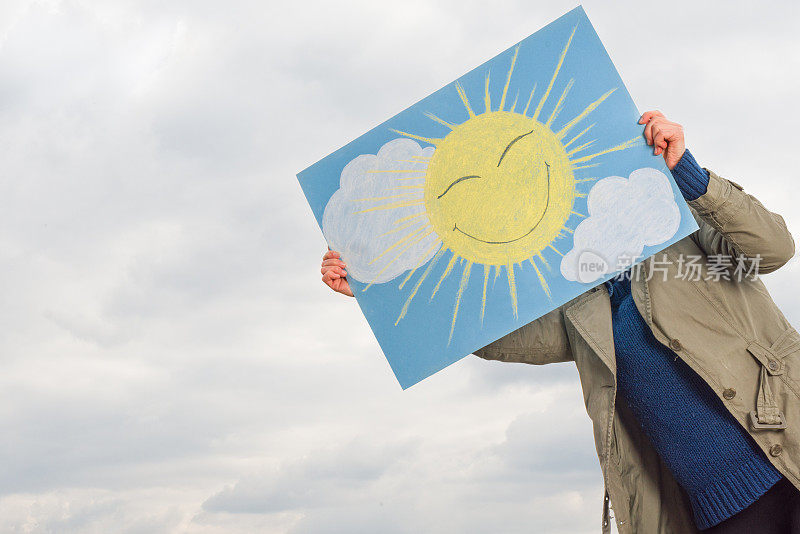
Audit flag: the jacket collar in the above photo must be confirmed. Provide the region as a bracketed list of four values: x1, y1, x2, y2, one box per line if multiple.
[564, 283, 617, 373]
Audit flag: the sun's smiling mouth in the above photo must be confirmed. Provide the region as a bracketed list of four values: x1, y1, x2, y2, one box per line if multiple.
[453, 162, 551, 244]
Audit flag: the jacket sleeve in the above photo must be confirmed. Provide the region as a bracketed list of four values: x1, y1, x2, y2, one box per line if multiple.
[472, 306, 573, 365]
[687, 169, 795, 274]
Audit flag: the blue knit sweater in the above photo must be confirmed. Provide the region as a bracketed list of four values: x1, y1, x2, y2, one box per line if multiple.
[605, 150, 783, 530]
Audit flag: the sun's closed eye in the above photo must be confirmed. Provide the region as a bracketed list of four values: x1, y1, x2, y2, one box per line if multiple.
[437, 175, 481, 199]
[497, 129, 535, 167]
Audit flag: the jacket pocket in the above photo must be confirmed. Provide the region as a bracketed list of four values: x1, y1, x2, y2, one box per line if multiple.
[610, 417, 622, 467]
[746, 325, 800, 377]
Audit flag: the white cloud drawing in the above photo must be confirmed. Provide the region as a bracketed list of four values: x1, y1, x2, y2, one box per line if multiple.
[561, 167, 681, 283]
[322, 138, 441, 284]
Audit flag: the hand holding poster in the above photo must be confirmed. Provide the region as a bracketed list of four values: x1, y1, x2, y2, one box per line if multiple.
[298, 6, 698, 388]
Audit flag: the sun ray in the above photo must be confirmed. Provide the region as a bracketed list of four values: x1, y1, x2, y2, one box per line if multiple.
[530, 257, 551, 298]
[367, 169, 427, 174]
[416, 241, 442, 267]
[449, 260, 473, 343]
[411, 155, 431, 160]
[484, 72, 492, 113]
[522, 83, 537, 116]
[533, 24, 577, 121]
[568, 136, 641, 165]
[575, 177, 600, 183]
[353, 193, 422, 202]
[567, 139, 596, 157]
[493, 264, 501, 287]
[545, 78, 575, 127]
[393, 185, 426, 190]
[506, 263, 518, 319]
[395, 248, 445, 325]
[510, 90, 519, 112]
[399, 240, 441, 290]
[571, 210, 587, 218]
[392, 212, 426, 226]
[455, 82, 476, 118]
[424, 111, 456, 130]
[571, 163, 600, 171]
[398, 266, 419, 290]
[389, 129, 442, 146]
[563, 123, 595, 149]
[556, 88, 616, 139]
[549, 244, 564, 256]
[499, 46, 519, 112]
[380, 219, 427, 238]
[536, 252, 551, 271]
[480, 264, 490, 324]
[369, 225, 430, 265]
[431, 252, 459, 300]
[364, 228, 435, 289]
[395, 176, 427, 181]
[560, 225, 574, 233]
[354, 199, 424, 214]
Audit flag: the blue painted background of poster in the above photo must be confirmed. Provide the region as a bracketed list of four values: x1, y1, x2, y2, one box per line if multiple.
[296, 6, 698, 389]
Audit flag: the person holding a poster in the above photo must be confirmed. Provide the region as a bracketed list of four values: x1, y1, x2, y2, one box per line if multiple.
[319, 111, 799, 533]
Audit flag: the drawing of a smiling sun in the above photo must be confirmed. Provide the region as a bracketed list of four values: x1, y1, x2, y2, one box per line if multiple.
[330, 25, 640, 341]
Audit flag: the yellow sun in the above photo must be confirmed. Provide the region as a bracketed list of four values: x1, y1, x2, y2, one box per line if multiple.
[423, 111, 574, 266]
[356, 25, 639, 342]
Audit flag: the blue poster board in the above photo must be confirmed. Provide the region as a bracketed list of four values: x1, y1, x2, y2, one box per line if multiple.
[297, 6, 698, 389]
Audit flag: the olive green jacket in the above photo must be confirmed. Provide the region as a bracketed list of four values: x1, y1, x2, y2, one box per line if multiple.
[474, 169, 797, 533]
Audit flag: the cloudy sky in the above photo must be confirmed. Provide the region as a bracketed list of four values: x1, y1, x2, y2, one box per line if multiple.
[0, 1, 798, 532]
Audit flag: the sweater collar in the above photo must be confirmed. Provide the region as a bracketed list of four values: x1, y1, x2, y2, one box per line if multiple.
[605, 271, 632, 307]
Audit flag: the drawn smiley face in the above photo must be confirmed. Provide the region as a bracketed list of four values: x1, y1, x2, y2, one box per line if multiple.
[424, 111, 576, 265]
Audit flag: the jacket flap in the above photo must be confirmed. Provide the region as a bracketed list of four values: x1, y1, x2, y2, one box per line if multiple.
[746, 341, 784, 375]
[564, 286, 616, 373]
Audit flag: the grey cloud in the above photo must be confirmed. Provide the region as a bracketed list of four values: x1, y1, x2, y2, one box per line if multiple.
[0, 1, 796, 533]
[202, 439, 418, 514]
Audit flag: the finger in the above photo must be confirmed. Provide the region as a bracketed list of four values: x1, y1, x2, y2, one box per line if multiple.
[329, 266, 347, 277]
[334, 275, 353, 295]
[661, 121, 681, 142]
[644, 117, 664, 145]
[321, 265, 343, 277]
[653, 129, 667, 152]
[332, 276, 348, 291]
[337, 285, 354, 298]
[643, 116, 661, 145]
[323, 268, 341, 280]
[650, 124, 662, 155]
[322, 271, 341, 286]
[321, 259, 346, 268]
[639, 110, 664, 124]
